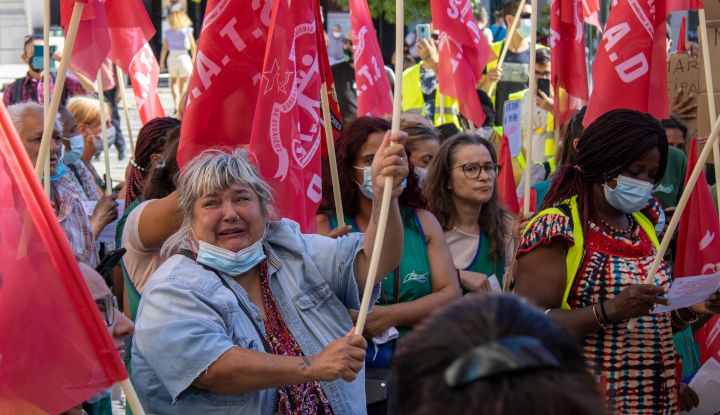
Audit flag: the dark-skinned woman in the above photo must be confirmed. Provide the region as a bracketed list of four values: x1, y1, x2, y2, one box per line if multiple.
[514, 109, 720, 414]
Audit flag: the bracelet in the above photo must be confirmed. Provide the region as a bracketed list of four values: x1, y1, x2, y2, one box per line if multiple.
[671, 310, 690, 331]
[599, 301, 615, 325]
[592, 304, 605, 329]
[674, 308, 700, 326]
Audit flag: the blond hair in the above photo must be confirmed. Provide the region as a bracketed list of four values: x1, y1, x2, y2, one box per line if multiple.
[168, 11, 192, 31]
[66, 96, 110, 128]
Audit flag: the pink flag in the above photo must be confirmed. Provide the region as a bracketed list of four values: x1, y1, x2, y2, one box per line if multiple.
[431, 0, 497, 127]
[582, 0, 603, 32]
[550, 0, 589, 127]
[104, 0, 156, 72]
[177, 0, 272, 168]
[349, 0, 392, 117]
[249, 0, 325, 232]
[128, 43, 165, 124]
[497, 134, 519, 215]
[60, 0, 111, 82]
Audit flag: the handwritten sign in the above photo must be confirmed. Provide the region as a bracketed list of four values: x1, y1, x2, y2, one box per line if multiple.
[504, 99, 522, 158]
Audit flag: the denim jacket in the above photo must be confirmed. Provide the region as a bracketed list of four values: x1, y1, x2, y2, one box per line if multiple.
[132, 219, 381, 415]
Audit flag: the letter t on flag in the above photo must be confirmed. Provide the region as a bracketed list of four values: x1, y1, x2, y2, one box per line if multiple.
[0, 102, 128, 414]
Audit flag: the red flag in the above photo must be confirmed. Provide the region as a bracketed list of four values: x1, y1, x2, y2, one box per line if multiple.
[128, 43, 165, 124]
[0, 102, 127, 413]
[518, 187, 538, 214]
[61, 0, 111, 82]
[349, 0, 393, 118]
[432, 0, 497, 127]
[249, 0, 325, 232]
[104, 0, 156, 72]
[677, 16, 687, 52]
[314, 0, 343, 157]
[497, 134, 520, 215]
[177, 0, 272, 168]
[668, 0, 703, 12]
[675, 138, 720, 364]
[550, 0, 589, 127]
[582, 0, 603, 32]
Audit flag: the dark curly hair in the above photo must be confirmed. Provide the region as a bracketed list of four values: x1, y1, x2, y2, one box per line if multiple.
[143, 126, 180, 200]
[318, 116, 427, 220]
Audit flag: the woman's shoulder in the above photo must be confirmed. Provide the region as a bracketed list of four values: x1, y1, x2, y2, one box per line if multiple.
[516, 212, 575, 257]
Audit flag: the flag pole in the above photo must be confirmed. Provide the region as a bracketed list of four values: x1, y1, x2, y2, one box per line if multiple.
[97, 70, 113, 197]
[116, 65, 135, 158]
[320, 82, 345, 228]
[355, 0, 403, 337]
[628, 114, 720, 330]
[120, 378, 146, 415]
[439, 92, 445, 121]
[486, 0, 527, 97]
[698, 9, 720, 218]
[43, 0, 51, 198]
[34, 2, 84, 178]
[522, 0, 538, 213]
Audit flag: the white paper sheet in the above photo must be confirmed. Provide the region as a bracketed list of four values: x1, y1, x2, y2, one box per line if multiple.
[488, 274, 502, 293]
[81, 200, 124, 244]
[686, 358, 720, 414]
[503, 99, 522, 158]
[652, 271, 720, 314]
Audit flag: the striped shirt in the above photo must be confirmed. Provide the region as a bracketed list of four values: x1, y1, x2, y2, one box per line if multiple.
[2, 72, 86, 107]
[53, 177, 99, 268]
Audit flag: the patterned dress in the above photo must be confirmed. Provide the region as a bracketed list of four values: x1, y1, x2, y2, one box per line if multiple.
[259, 262, 334, 415]
[517, 200, 677, 415]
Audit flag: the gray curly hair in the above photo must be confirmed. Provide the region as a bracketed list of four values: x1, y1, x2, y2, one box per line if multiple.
[161, 148, 277, 257]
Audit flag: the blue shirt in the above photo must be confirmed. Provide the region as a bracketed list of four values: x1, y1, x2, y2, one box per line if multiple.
[132, 219, 380, 415]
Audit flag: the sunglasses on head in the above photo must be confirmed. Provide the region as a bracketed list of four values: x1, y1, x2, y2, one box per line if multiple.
[520, 12, 532, 19]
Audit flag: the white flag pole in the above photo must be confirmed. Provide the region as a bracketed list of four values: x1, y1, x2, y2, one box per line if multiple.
[698, 9, 720, 218]
[116, 65, 135, 158]
[97, 70, 112, 196]
[43, 0, 51, 198]
[522, 0, 538, 213]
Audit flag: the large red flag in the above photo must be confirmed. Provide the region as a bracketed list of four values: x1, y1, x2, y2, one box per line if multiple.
[675, 138, 720, 364]
[677, 16, 687, 52]
[177, 0, 272, 168]
[550, 0, 589, 127]
[103, 0, 155, 72]
[582, 0, 603, 31]
[497, 134, 520, 215]
[314, 0, 343, 157]
[128, 43, 165, 124]
[432, 0, 497, 127]
[349, 0, 393, 117]
[61, 0, 111, 82]
[249, 0, 326, 232]
[0, 102, 127, 413]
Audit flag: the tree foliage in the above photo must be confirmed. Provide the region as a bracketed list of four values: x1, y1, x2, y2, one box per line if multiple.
[333, 0, 483, 24]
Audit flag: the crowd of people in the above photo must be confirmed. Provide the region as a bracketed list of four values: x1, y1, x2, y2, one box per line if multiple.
[4, 0, 720, 414]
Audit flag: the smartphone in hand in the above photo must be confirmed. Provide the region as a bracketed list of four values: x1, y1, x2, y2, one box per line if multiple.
[537, 78, 551, 98]
[416, 24, 431, 43]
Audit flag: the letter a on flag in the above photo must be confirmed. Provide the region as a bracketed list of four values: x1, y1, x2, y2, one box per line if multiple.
[0, 102, 127, 414]
[249, 0, 326, 232]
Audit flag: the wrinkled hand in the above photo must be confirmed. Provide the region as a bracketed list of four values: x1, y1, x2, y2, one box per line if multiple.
[92, 193, 119, 228]
[371, 130, 409, 199]
[309, 328, 367, 383]
[416, 38, 438, 65]
[458, 270, 491, 293]
[487, 67, 503, 84]
[669, 88, 697, 120]
[513, 207, 534, 241]
[327, 225, 352, 239]
[349, 306, 393, 339]
[605, 284, 670, 322]
[535, 90, 554, 113]
[678, 383, 700, 412]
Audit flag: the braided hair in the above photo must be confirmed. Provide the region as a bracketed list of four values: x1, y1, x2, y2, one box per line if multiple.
[541, 109, 668, 233]
[125, 117, 181, 208]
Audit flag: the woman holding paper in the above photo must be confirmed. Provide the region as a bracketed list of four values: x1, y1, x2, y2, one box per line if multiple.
[513, 109, 720, 414]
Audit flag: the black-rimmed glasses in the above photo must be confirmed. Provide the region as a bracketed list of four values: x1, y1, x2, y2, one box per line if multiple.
[451, 162, 501, 179]
[95, 296, 118, 327]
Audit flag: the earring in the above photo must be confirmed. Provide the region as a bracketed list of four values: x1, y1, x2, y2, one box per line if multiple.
[235, 215, 240, 221]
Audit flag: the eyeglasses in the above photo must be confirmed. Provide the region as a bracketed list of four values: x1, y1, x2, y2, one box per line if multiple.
[535, 71, 551, 79]
[95, 295, 118, 327]
[452, 162, 501, 179]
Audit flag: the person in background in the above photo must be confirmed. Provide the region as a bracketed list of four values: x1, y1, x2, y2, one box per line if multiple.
[475, 8, 494, 43]
[399, 118, 440, 171]
[661, 114, 688, 154]
[331, 33, 358, 126]
[424, 134, 529, 293]
[513, 109, 718, 413]
[3, 34, 94, 107]
[58, 105, 84, 166]
[160, 10, 197, 113]
[327, 24, 345, 64]
[489, 10, 507, 42]
[96, 58, 127, 161]
[393, 294, 605, 415]
[655, 117, 688, 211]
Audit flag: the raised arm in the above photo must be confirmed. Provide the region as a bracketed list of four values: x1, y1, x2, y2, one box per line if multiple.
[137, 190, 182, 249]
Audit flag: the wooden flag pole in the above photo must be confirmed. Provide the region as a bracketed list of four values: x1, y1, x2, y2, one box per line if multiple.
[522, 0, 538, 213]
[320, 82, 345, 228]
[34, 2, 84, 178]
[439, 92, 445, 121]
[355, 0, 403, 337]
[486, 0, 527, 97]
[120, 378, 145, 415]
[116, 65, 135, 158]
[628, 113, 720, 330]
[97, 70, 112, 196]
[698, 9, 720, 216]
[43, 0, 51, 198]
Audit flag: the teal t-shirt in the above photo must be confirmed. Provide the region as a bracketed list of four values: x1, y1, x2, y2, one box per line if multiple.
[652, 146, 687, 209]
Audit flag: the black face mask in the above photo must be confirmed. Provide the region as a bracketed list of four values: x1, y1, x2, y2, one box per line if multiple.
[343, 48, 354, 64]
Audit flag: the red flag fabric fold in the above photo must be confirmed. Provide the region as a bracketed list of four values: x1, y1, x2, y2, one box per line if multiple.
[104, 0, 156, 72]
[0, 102, 127, 414]
[497, 134, 520, 215]
[677, 16, 687, 52]
[582, 0, 603, 31]
[349, 0, 393, 118]
[551, 0, 589, 127]
[248, 0, 326, 232]
[61, 0, 111, 82]
[431, 0, 497, 127]
[128, 43, 165, 124]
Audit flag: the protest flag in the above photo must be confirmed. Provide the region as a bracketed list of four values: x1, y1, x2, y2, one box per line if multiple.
[431, 0, 496, 128]
[128, 43, 165, 125]
[550, 0, 589, 127]
[0, 102, 128, 414]
[249, 0, 327, 232]
[677, 16, 687, 52]
[349, 0, 393, 118]
[582, 0, 602, 31]
[60, 0, 110, 82]
[104, 0, 155, 72]
[498, 134, 520, 215]
[177, 0, 271, 168]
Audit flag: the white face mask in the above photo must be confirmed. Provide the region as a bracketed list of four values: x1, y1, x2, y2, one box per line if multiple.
[62, 133, 84, 165]
[332, 31, 342, 39]
[515, 18, 532, 39]
[91, 127, 116, 152]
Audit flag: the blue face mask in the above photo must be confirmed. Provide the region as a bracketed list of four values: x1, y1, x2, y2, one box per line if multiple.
[353, 165, 407, 200]
[193, 228, 266, 276]
[41, 159, 67, 184]
[603, 175, 654, 213]
[62, 133, 84, 165]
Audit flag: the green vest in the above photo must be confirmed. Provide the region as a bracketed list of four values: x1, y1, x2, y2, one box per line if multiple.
[463, 231, 506, 288]
[401, 63, 460, 126]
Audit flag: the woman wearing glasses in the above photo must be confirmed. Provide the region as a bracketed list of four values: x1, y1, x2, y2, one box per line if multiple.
[424, 134, 529, 293]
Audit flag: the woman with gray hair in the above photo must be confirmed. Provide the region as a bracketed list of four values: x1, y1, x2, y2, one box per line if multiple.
[131, 130, 409, 415]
